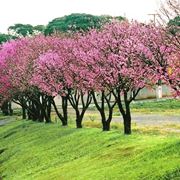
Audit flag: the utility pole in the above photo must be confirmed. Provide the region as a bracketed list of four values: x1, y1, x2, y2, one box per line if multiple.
[148, 13, 163, 99]
[148, 13, 159, 25]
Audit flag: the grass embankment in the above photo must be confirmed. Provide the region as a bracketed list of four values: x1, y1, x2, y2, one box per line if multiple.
[0, 119, 180, 180]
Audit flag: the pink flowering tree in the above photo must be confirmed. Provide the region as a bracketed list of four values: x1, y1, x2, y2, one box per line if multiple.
[32, 45, 70, 126]
[0, 47, 13, 114]
[0, 35, 59, 122]
[166, 27, 180, 96]
[167, 51, 180, 96]
[33, 36, 93, 128]
[72, 31, 117, 131]
[65, 37, 93, 128]
[139, 24, 179, 96]
[80, 22, 155, 134]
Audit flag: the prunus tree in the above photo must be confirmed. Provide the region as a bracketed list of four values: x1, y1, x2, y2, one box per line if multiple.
[139, 24, 179, 96]
[0, 35, 59, 122]
[33, 36, 93, 128]
[0, 33, 15, 115]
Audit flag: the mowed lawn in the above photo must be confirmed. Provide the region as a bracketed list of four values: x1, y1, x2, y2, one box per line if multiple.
[0, 117, 180, 180]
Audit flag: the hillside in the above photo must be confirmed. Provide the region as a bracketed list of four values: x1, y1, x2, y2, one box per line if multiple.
[0, 119, 180, 180]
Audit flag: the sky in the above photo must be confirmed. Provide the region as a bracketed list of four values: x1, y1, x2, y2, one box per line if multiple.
[0, 0, 165, 33]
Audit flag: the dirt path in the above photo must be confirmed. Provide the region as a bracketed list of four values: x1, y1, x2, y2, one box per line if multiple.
[1, 113, 179, 128]
[112, 114, 180, 125]
[0, 117, 16, 126]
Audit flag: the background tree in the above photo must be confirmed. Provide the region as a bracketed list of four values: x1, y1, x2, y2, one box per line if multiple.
[33, 25, 46, 33]
[157, 0, 180, 25]
[8, 23, 45, 37]
[0, 33, 14, 44]
[45, 13, 125, 35]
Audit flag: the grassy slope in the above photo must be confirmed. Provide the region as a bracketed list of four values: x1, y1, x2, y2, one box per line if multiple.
[0, 119, 180, 180]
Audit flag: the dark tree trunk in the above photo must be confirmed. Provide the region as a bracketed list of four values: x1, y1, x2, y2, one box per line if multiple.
[1, 101, 9, 116]
[102, 120, 110, 131]
[123, 94, 132, 135]
[27, 100, 33, 120]
[62, 120, 68, 126]
[113, 89, 134, 135]
[45, 97, 51, 123]
[76, 116, 83, 128]
[51, 96, 68, 126]
[8, 102, 13, 116]
[75, 110, 84, 128]
[42, 95, 51, 123]
[69, 90, 92, 129]
[123, 114, 131, 135]
[92, 91, 116, 132]
[22, 106, 26, 119]
[62, 96, 68, 126]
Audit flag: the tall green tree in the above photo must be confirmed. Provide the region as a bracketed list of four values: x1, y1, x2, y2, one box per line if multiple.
[8, 24, 45, 37]
[168, 16, 180, 27]
[0, 33, 12, 44]
[45, 13, 125, 35]
[34, 25, 46, 33]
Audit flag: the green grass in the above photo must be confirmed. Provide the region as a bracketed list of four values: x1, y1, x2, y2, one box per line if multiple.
[86, 99, 180, 116]
[131, 99, 180, 114]
[0, 119, 180, 180]
[83, 99, 180, 118]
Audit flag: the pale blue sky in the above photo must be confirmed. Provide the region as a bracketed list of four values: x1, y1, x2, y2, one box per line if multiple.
[0, 0, 164, 33]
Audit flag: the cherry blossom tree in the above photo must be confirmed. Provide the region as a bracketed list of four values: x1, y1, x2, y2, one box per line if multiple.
[99, 22, 154, 134]
[138, 24, 179, 97]
[73, 21, 154, 133]
[72, 31, 117, 131]
[32, 46, 70, 126]
[0, 35, 59, 122]
[33, 37, 93, 128]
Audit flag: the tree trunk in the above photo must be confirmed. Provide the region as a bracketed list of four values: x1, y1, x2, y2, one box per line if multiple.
[75, 110, 83, 128]
[51, 97, 68, 126]
[45, 97, 51, 123]
[62, 119, 68, 126]
[102, 120, 110, 131]
[62, 96, 68, 126]
[22, 106, 26, 119]
[1, 101, 9, 116]
[92, 91, 115, 132]
[115, 90, 132, 135]
[76, 117, 83, 128]
[123, 114, 131, 134]
[123, 102, 131, 135]
[8, 102, 13, 116]
[100, 110, 111, 131]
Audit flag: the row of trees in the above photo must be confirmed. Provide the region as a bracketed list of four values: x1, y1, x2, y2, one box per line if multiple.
[0, 13, 125, 116]
[0, 19, 179, 134]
